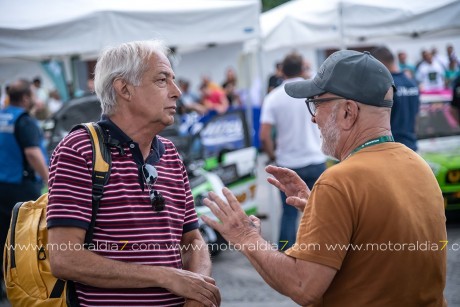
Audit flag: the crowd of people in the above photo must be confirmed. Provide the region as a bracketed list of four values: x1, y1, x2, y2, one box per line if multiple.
[267, 43, 459, 94]
[177, 68, 242, 117]
[1, 77, 63, 121]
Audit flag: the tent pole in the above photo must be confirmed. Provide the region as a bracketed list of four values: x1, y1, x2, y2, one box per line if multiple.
[338, 1, 346, 50]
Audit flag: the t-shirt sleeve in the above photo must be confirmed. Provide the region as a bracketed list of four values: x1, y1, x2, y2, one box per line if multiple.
[46, 135, 93, 230]
[260, 98, 276, 125]
[181, 160, 199, 233]
[15, 115, 41, 149]
[285, 182, 354, 270]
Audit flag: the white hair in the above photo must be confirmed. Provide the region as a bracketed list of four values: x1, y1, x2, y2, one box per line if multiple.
[94, 40, 170, 116]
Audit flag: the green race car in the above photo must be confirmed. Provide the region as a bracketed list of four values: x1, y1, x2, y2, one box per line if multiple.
[417, 93, 460, 211]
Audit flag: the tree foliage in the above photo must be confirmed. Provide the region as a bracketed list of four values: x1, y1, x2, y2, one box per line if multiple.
[262, 0, 291, 12]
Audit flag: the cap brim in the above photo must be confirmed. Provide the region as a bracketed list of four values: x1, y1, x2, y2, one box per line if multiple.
[284, 80, 325, 99]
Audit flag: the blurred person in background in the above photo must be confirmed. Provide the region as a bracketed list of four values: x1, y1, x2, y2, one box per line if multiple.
[445, 59, 460, 89]
[445, 44, 459, 68]
[259, 51, 326, 251]
[47, 89, 63, 115]
[431, 46, 447, 70]
[397, 50, 416, 80]
[200, 78, 229, 115]
[416, 50, 446, 92]
[32, 76, 49, 104]
[302, 59, 314, 80]
[267, 61, 284, 93]
[222, 67, 241, 107]
[86, 78, 95, 94]
[0, 79, 49, 286]
[372, 46, 420, 151]
[177, 78, 206, 115]
[222, 79, 241, 107]
[202, 50, 446, 307]
[451, 74, 460, 124]
[31, 77, 50, 120]
[0, 85, 10, 108]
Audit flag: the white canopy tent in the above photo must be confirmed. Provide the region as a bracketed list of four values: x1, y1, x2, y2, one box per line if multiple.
[252, 0, 460, 95]
[0, 0, 260, 59]
[0, 0, 260, 105]
[260, 0, 460, 51]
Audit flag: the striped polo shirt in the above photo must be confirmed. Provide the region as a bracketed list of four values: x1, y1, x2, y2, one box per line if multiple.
[47, 117, 199, 306]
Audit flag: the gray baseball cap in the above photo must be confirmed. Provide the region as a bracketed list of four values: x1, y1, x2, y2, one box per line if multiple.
[285, 50, 395, 108]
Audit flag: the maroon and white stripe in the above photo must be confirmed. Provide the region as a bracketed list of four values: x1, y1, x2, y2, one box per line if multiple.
[47, 129, 198, 306]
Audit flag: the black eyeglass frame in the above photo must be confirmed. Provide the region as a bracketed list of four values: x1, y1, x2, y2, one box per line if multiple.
[305, 96, 346, 117]
[142, 164, 166, 212]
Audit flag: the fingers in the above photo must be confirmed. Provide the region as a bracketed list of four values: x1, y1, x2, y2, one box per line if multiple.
[205, 189, 243, 218]
[172, 272, 220, 307]
[203, 275, 216, 285]
[265, 165, 282, 176]
[249, 215, 260, 228]
[208, 191, 232, 216]
[266, 177, 285, 193]
[286, 196, 307, 212]
[199, 284, 220, 307]
[249, 215, 261, 234]
[222, 188, 243, 213]
[201, 215, 222, 233]
[265, 165, 293, 177]
[203, 196, 227, 222]
[192, 277, 221, 307]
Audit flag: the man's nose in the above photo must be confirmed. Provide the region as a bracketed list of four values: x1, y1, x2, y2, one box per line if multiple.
[171, 81, 181, 98]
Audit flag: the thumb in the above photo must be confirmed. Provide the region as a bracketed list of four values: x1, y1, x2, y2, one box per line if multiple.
[249, 215, 261, 233]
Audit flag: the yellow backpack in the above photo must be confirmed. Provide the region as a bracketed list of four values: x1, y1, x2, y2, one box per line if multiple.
[3, 123, 111, 307]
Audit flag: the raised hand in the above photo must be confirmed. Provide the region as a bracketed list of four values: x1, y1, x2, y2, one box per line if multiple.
[265, 165, 310, 211]
[201, 189, 260, 247]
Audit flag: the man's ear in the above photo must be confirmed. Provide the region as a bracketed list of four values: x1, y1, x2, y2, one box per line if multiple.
[113, 78, 131, 101]
[340, 100, 359, 130]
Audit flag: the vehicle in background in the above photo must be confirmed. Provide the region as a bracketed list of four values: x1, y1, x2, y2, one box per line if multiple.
[417, 92, 460, 211]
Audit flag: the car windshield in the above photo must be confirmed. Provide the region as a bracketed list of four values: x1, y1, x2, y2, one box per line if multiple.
[416, 93, 460, 140]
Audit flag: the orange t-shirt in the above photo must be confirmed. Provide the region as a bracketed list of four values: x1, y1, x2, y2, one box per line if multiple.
[286, 143, 447, 306]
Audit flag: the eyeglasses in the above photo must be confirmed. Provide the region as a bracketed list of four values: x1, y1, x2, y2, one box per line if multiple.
[305, 96, 346, 117]
[142, 164, 166, 212]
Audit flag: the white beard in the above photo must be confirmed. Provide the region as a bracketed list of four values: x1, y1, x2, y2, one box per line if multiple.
[320, 109, 341, 160]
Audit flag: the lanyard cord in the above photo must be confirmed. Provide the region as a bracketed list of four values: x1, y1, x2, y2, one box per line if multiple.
[347, 135, 394, 158]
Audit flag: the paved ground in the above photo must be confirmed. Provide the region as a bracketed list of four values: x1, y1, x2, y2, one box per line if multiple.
[445, 212, 460, 307]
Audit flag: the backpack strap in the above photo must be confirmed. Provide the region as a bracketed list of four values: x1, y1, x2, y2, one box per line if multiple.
[66, 122, 111, 307]
[78, 122, 111, 244]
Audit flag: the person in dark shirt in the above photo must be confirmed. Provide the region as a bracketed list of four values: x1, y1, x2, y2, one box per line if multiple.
[267, 62, 284, 93]
[0, 79, 49, 291]
[451, 75, 460, 124]
[372, 47, 421, 151]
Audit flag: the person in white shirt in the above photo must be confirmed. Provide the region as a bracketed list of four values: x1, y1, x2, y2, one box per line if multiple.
[259, 52, 326, 251]
[415, 51, 446, 92]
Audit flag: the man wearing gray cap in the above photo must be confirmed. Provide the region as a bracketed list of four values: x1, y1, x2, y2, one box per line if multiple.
[202, 50, 447, 306]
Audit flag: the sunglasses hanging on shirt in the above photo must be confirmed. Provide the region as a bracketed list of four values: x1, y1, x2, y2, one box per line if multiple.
[142, 164, 166, 212]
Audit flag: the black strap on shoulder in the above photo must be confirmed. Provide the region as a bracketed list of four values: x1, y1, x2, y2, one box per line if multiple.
[81, 123, 111, 245]
[66, 122, 111, 307]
